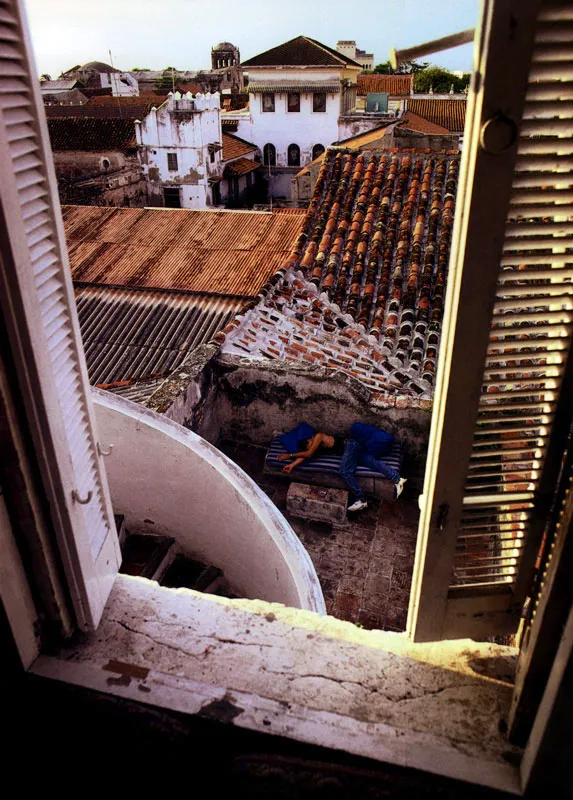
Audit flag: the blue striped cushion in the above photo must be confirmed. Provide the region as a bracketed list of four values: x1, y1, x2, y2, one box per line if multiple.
[266, 435, 401, 478]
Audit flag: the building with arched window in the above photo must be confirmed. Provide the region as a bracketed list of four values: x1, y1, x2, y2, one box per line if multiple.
[237, 36, 362, 198]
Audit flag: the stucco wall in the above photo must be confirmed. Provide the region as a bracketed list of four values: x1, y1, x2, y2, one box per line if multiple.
[53, 150, 146, 206]
[136, 93, 223, 208]
[205, 357, 432, 489]
[92, 389, 325, 612]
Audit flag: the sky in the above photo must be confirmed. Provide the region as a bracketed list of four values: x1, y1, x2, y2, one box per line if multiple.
[25, 0, 480, 79]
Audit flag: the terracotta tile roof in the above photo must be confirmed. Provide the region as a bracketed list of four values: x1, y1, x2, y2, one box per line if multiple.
[47, 117, 137, 150]
[398, 110, 451, 135]
[223, 157, 260, 176]
[357, 74, 414, 97]
[75, 285, 244, 386]
[218, 146, 460, 396]
[222, 132, 258, 161]
[242, 36, 361, 68]
[86, 94, 165, 108]
[406, 98, 467, 132]
[63, 205, 306, 299]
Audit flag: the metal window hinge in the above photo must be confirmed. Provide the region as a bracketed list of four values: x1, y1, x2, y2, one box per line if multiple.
[437, 503, 449, 531]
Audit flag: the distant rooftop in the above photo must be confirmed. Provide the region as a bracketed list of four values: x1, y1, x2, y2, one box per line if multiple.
[406, 98, 467, 133]
[357, 74, 414, 98]
[242, 36, 362, 68]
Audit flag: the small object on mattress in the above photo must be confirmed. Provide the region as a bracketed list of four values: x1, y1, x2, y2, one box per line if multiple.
[266, 434, 402, 479]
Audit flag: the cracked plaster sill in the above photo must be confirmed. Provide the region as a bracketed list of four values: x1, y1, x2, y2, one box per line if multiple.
[30, 574, 522, 795]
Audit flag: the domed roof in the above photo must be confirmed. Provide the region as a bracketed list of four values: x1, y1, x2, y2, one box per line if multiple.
[213, 42, 237, 51]
[82, 61, 116, 73]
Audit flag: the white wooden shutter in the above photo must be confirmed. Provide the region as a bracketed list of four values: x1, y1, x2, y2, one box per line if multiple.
[0, 0, 120, 630]
[408, 0, 573, 641]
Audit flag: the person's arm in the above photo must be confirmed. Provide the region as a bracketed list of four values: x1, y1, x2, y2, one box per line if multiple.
[280, 434, 322, 472]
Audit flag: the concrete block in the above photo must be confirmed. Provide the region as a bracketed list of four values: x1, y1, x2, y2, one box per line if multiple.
[287, 482, 348, 524]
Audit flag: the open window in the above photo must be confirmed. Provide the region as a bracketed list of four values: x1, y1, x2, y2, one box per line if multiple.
[408, 0, 573, 643]
[0, 0, 120, 636]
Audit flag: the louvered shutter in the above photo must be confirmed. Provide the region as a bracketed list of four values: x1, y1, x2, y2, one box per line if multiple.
[0, 0, 120, 630]
[409, 0, 573, 641]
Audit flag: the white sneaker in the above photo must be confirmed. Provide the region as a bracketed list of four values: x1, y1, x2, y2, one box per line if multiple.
[394, 477, 407, 499]
[347, 499, 368, 513]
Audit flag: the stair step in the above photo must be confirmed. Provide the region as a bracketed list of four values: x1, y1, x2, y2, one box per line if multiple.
[120, 533, 175, 580]
[160, 556, 207, 591]
[194, 565, 223, 594]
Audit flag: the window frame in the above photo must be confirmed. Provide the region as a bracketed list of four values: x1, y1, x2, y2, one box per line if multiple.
[262, 93, 275, 113]
[312, 144, 325, 161]
[287, 92, 301, 113]
[312, 92, 327, 113]
[167, 152, 178, 172]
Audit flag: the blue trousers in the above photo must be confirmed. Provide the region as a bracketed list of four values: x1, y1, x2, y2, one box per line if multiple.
[339, 439, 400, 500]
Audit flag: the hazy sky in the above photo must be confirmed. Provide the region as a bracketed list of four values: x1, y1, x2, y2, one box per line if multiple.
[25, 0, 480, 79]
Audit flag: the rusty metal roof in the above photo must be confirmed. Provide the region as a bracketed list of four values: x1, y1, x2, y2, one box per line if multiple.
[64, 205, 305, 298]
[405, 98, 467, 133]
[222, 132, 258, 161]
[75, 285, 245, 386]
[357, 74, 414, 97]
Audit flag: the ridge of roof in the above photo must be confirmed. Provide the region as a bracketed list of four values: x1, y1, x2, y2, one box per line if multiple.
[242, 35, 361, 68]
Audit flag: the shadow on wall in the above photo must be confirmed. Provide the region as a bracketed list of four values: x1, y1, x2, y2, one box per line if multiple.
[155, 350, 432, 492]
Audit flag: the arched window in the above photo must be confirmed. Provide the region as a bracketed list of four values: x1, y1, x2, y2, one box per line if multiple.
[312, 144, 325, 160]
[263, 143, 276, 167]
[287, 143, 300, 167]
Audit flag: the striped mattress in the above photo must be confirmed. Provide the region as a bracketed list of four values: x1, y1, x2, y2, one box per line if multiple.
[266, 435, 402, 479]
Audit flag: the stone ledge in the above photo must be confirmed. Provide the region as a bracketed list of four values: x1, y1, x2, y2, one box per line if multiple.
[31, 575, 522, 796]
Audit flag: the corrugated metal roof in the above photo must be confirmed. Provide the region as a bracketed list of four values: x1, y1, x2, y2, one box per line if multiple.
[357, 75, 413, 97]
[222, 132, 258, 160]
[248, 82, 341, 93]
[64, 205, 305, 298]
[224, 157, 260, 176]
[75, 285, 245, 385]
[48, 117, 137, 150]
[405, 98, 467, 133]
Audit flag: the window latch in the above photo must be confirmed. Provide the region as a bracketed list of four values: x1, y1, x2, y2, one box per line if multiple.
[437, 503, 449, 531]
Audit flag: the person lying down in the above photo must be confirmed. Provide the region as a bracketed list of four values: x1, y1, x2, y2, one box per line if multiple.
[277, 423, 407, 512]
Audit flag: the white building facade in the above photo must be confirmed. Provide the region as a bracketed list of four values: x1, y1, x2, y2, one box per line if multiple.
[135, 92, 224, 209]
[239, 36, 362, 199]
[336, 40, 374, 72]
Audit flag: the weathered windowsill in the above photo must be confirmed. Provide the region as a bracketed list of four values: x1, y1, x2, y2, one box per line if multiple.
[30, 574, 522, 795]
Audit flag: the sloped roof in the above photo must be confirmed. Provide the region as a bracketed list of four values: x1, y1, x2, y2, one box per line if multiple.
[218, 147, 460, 396]
[45, 95, 163, 119]
[75, 285, 244, 386]
[63, 205, 306, 298]
[357, 74, 414, 97]
[224, 157, 260, 176]
[406, 98, 467, 132]
[47, 117, 137, 150]
[336, 125, 390, 150]
[40, 79, 78, 91]
[222, 132, 258, 161]
[398, 110, 451, 135]
[242, 36, 361, 68]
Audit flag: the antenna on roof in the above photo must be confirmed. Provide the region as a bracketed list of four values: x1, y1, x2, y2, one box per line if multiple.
[109, 49, 123, 118]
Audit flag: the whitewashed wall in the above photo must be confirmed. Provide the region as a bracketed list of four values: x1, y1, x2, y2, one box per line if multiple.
[136, 92, 223, 208]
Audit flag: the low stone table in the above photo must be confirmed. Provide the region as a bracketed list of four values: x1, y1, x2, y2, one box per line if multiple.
[286, 482, 348, 524]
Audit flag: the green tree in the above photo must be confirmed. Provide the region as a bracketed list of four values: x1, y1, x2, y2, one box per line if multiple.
[155, 68, 179, 92]
[414, 66, 470, 93]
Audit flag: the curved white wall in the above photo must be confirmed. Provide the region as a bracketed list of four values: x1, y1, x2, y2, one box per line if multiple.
[92, 389, 325, 613]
